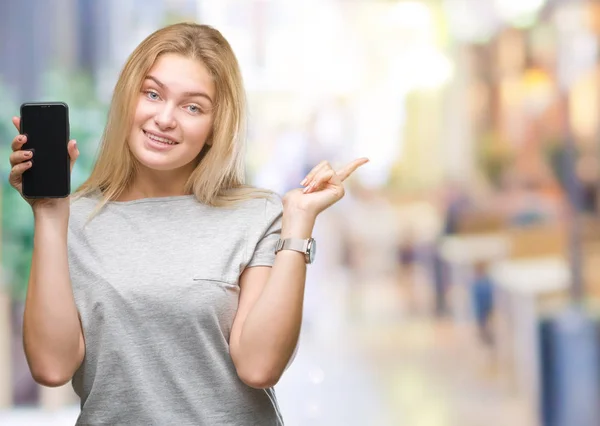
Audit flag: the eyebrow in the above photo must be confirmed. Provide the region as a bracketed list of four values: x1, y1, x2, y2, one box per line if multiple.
[144, 75, 213, 104]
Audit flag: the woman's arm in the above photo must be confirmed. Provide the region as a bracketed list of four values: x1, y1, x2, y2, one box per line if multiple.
[229, 158, 368, 389]
[229, 209, 313, 389]
[8, 116, 84, 387]
[23, 206, 85, 387]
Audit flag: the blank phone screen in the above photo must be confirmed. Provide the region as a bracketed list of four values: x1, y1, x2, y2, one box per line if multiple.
[21, 103, 70, 198]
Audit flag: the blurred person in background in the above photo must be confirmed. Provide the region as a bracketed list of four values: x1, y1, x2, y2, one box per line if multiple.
[7, 23, 368, 425]
[430, 181, 472, 318]
[441, 181, 471, 236]
[577, 153, 600, 215]
[340, 180, 403, 321]
[470, 261, 495, 346]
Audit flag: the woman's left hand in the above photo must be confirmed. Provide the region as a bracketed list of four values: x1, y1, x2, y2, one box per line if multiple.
[282, 158, 369, 218]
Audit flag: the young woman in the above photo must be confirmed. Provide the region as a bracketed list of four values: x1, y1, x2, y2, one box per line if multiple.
[8, 23, 367, 425]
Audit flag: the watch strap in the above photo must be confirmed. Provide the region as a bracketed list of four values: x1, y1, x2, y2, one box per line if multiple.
[275, 238, 309, 254]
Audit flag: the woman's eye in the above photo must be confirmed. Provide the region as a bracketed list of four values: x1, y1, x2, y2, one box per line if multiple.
[187, 105, 201, 114]
[145, 90, 160, 100]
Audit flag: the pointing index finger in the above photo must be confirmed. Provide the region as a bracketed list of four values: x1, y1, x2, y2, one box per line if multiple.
[336, 157, 369, 182]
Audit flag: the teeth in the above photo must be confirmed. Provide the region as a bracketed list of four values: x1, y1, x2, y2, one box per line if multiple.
[146, 132, 176, 145]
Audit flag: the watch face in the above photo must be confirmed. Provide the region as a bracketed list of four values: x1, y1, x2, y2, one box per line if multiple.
[308, 239, 316, 264]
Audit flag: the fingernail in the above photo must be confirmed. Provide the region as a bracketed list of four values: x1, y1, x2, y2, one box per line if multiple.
[303, 186, 310, 194]
[24, 151, 31, 157]
[19, 135, 25, 142]
[300, 178, 308, 186]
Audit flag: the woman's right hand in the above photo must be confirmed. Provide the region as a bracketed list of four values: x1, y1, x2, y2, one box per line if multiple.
[8, 116, 79, 210]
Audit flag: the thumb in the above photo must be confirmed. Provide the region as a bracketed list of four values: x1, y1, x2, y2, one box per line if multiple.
[12, 116, 20, 132]
[68, 140, 79, 172]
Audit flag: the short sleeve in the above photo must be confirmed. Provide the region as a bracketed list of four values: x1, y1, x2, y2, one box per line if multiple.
[246, 196, 283, 268]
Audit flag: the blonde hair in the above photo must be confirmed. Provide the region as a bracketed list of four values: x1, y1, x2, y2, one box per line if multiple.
[75, 23, 272, 211]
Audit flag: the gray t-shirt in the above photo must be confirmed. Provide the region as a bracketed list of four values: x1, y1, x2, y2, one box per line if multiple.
[67, 193, 283, 425]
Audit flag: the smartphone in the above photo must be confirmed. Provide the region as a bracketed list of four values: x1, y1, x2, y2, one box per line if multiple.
[20, 102, 70, 198]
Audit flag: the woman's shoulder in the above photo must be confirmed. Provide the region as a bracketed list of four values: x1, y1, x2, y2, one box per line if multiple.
[68, 192, 102, 225]
[240, 190, 282, 216]
[223, 187, 282, 212]
[70, 194, 97, 210]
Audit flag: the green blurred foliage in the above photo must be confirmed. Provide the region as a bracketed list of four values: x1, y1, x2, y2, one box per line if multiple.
[478, 130, 514, 188]
[0, 70, 108, 300]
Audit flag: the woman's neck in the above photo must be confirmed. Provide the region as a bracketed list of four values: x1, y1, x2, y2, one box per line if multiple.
[118, 166, 194, 201]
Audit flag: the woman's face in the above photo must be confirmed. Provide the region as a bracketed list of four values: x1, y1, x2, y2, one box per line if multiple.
[128, 53, 216, 172]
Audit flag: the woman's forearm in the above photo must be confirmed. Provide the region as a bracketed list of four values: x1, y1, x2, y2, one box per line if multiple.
[24, 207, 85, 386]
[235, 210, 314, 386]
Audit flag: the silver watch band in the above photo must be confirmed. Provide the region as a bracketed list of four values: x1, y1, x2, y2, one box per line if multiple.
[275, 238, 315, 264]
[275, 238, 309, 255]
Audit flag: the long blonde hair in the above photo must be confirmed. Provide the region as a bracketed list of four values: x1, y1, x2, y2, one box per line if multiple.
[76, 23, 272, 210]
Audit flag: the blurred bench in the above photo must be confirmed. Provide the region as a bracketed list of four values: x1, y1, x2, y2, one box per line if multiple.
[441, 214, 600, 424]
[491, 224, 570, 425]
[582, 217, 600, 301]
[456, 211, 506, 235]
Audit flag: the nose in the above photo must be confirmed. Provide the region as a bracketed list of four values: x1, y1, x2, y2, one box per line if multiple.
[154, 104, 177, 130]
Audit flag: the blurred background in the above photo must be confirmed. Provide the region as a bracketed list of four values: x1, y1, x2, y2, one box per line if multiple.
[2, 0, 600, 425]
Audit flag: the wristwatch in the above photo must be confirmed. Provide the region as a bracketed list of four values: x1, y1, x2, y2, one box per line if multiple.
[274, 238, 317, 264]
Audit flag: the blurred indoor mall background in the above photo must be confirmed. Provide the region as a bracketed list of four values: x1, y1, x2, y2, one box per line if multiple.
[2, 0, 600, 425]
